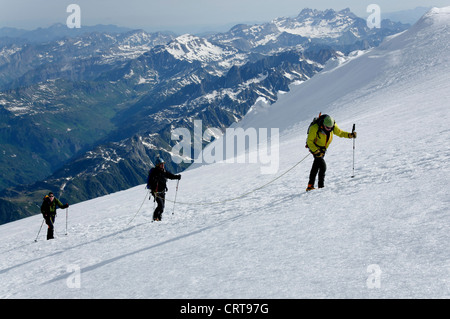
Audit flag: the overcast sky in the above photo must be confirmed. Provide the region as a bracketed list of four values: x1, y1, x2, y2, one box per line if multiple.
[1, 0, 449, 33]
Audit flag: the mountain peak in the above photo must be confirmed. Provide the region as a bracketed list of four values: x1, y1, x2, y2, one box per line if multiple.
[297, 8, 355, 19]
[412, 6, 450, 30]
[422, 6, 450, 23]
[338, 8, 358, 18]
[297, 8, 320, 18]
[296, 7, 354, 20]
[164, 34, 240, 66]
[274, 8, 366, 39]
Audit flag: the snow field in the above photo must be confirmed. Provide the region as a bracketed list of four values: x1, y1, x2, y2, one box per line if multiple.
[0, 7, 449, 299]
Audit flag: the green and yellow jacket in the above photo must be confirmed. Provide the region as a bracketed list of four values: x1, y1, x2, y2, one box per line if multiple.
[41, 195, 66, 216]
[306, 122, 352, 154]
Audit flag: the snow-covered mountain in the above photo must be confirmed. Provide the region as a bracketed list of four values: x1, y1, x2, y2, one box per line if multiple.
[0, 8, 414, 224]
[0, 27, 335, 216]
[0, 29, 175, 90]
[164, 34, 247, 73]
[0, 7, 448, 299]
[274, 8, 363, 38]
[210, 8, 408, 53]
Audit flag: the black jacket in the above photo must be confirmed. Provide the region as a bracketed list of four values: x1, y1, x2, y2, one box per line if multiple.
[40, 195, 68, 216]
[146, 167, 179, 193]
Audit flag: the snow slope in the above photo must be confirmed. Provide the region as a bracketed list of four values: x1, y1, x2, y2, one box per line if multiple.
[0, 8, 449, 299]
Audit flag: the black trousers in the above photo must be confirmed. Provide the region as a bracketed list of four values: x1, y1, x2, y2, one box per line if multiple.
[153, 192, 166, 220]
[44, 213, 56, 240]
[308, 157, 327, 188]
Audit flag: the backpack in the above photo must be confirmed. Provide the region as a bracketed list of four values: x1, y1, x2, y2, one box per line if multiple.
[147, 168, 157, 191]
[305, 112, 332, 149]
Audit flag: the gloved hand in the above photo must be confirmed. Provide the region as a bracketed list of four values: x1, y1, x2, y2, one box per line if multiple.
[176, 174, 181, 180]
[349, 132, 357, 138]
[62, 203, 69, 209]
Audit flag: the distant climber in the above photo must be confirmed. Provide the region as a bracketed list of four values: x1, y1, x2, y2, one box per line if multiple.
[146, 157, 181, 221]
[305, 114, 357, 191]
[40, 192, 69, 240]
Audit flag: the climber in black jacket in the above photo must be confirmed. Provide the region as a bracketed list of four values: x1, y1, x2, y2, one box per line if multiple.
[146, 157, 181, 221]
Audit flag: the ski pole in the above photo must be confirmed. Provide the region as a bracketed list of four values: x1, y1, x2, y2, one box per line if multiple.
[351, 123, 356, 178]
[35, 219, 45, 242]
[65, 207, 68, 236]
[172, 180, 180, 215]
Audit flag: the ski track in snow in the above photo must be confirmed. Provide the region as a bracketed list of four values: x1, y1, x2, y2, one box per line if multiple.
[1, 7, 449, 299]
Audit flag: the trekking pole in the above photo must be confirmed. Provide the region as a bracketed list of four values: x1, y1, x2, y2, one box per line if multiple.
[172, 180, 180, 215]
[35, 219, 45, 242]
[351, 123, 356, 178]
[65, 208, 68, 236]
